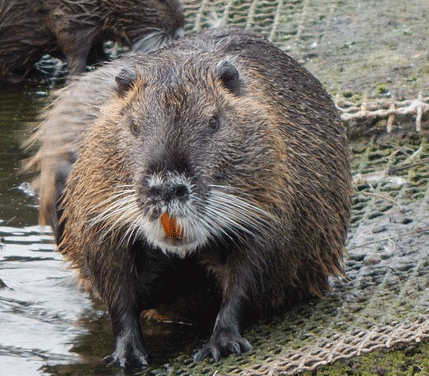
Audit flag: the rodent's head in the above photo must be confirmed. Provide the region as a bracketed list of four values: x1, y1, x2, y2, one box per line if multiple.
[108, 0, 185, 51]
[96, 54, 278, 256]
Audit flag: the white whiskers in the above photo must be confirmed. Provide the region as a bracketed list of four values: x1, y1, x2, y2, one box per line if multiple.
[86, 182, 278, 255]
[202, 186, 277, 242]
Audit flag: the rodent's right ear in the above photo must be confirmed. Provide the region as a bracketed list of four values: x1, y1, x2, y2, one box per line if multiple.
[216, 60, 241, 96]
[115, 68, 137, 97]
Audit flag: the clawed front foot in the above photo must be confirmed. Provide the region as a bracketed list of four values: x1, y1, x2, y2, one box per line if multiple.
[193, 329, 252, 362]
[103, 337, 149, 370]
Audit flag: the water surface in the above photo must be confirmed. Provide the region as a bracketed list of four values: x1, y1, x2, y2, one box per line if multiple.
[0, 86, 89, 375]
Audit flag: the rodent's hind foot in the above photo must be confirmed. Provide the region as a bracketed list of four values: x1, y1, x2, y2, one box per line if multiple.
[103, 346, 149, 370]
[193, 330, 252, 362]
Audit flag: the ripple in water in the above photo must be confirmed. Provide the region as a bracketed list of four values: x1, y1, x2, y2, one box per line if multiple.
[0, 226, 94, 375]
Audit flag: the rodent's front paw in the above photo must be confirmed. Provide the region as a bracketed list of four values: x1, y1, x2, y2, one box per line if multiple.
[193, 330, 252, 362]
[103, 344, 148, 370]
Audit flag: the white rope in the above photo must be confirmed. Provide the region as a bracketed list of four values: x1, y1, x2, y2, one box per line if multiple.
[337, 93, 429, 132]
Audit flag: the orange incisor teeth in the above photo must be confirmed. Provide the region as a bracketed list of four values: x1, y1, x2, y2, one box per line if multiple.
[161, 212, 183, 240]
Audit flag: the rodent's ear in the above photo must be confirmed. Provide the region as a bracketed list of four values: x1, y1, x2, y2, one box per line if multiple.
[216, 60, 241, 96]
[115, 68, 137, 97]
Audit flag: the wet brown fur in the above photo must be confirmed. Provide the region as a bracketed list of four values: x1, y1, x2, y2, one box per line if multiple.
[26, 28, 352, 368]
[0, 0, 184, 83]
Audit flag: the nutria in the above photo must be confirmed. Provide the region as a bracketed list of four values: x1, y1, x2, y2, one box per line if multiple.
[0, 0, 185, 84]
[26, 28, 352, 369]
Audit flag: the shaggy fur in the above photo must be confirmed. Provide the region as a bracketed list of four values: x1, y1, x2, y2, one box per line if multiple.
[0, 0, 184, 83]
[26, 28, 352, 369]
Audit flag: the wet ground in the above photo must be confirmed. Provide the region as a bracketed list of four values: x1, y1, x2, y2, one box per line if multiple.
[1, 0, 429, 375]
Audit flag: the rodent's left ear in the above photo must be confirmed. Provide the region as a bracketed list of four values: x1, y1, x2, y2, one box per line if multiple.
[115, 68, 137, 97]
[216, 60, 241, 96]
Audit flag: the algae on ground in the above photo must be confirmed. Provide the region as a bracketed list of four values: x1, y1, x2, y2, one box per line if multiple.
[303, 342, 429, 376]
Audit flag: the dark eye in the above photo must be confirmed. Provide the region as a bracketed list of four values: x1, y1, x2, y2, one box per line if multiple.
[130, 121, 139, 135]
[208, 115, 220, 132]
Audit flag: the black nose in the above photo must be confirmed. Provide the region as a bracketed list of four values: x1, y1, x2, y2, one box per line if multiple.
[149, 182, 190, 202]
[171, 184, 188, 198]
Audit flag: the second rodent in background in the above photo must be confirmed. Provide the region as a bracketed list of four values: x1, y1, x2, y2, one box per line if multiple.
[26, 28, 352, 369]
[0, 0, 185, 84]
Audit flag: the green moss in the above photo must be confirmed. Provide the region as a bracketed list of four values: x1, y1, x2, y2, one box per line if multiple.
[375, 83, 390, 95]
[300, 342, 429, 375]
[419, 64, 429, 74]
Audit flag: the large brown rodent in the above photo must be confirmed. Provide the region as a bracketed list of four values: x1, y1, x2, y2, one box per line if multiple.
[27, 28, 352, 369]
[0, 0, 184, 84]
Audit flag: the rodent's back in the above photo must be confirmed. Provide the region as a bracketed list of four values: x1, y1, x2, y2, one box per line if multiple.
[25, 55, 142, 240]
[0, 0, 184, 81]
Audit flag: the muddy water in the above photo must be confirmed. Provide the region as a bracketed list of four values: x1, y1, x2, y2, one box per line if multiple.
[0, 87, 199, 376]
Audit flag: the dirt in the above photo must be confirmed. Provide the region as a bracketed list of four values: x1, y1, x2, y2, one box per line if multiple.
[292, 0, 429, 100]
